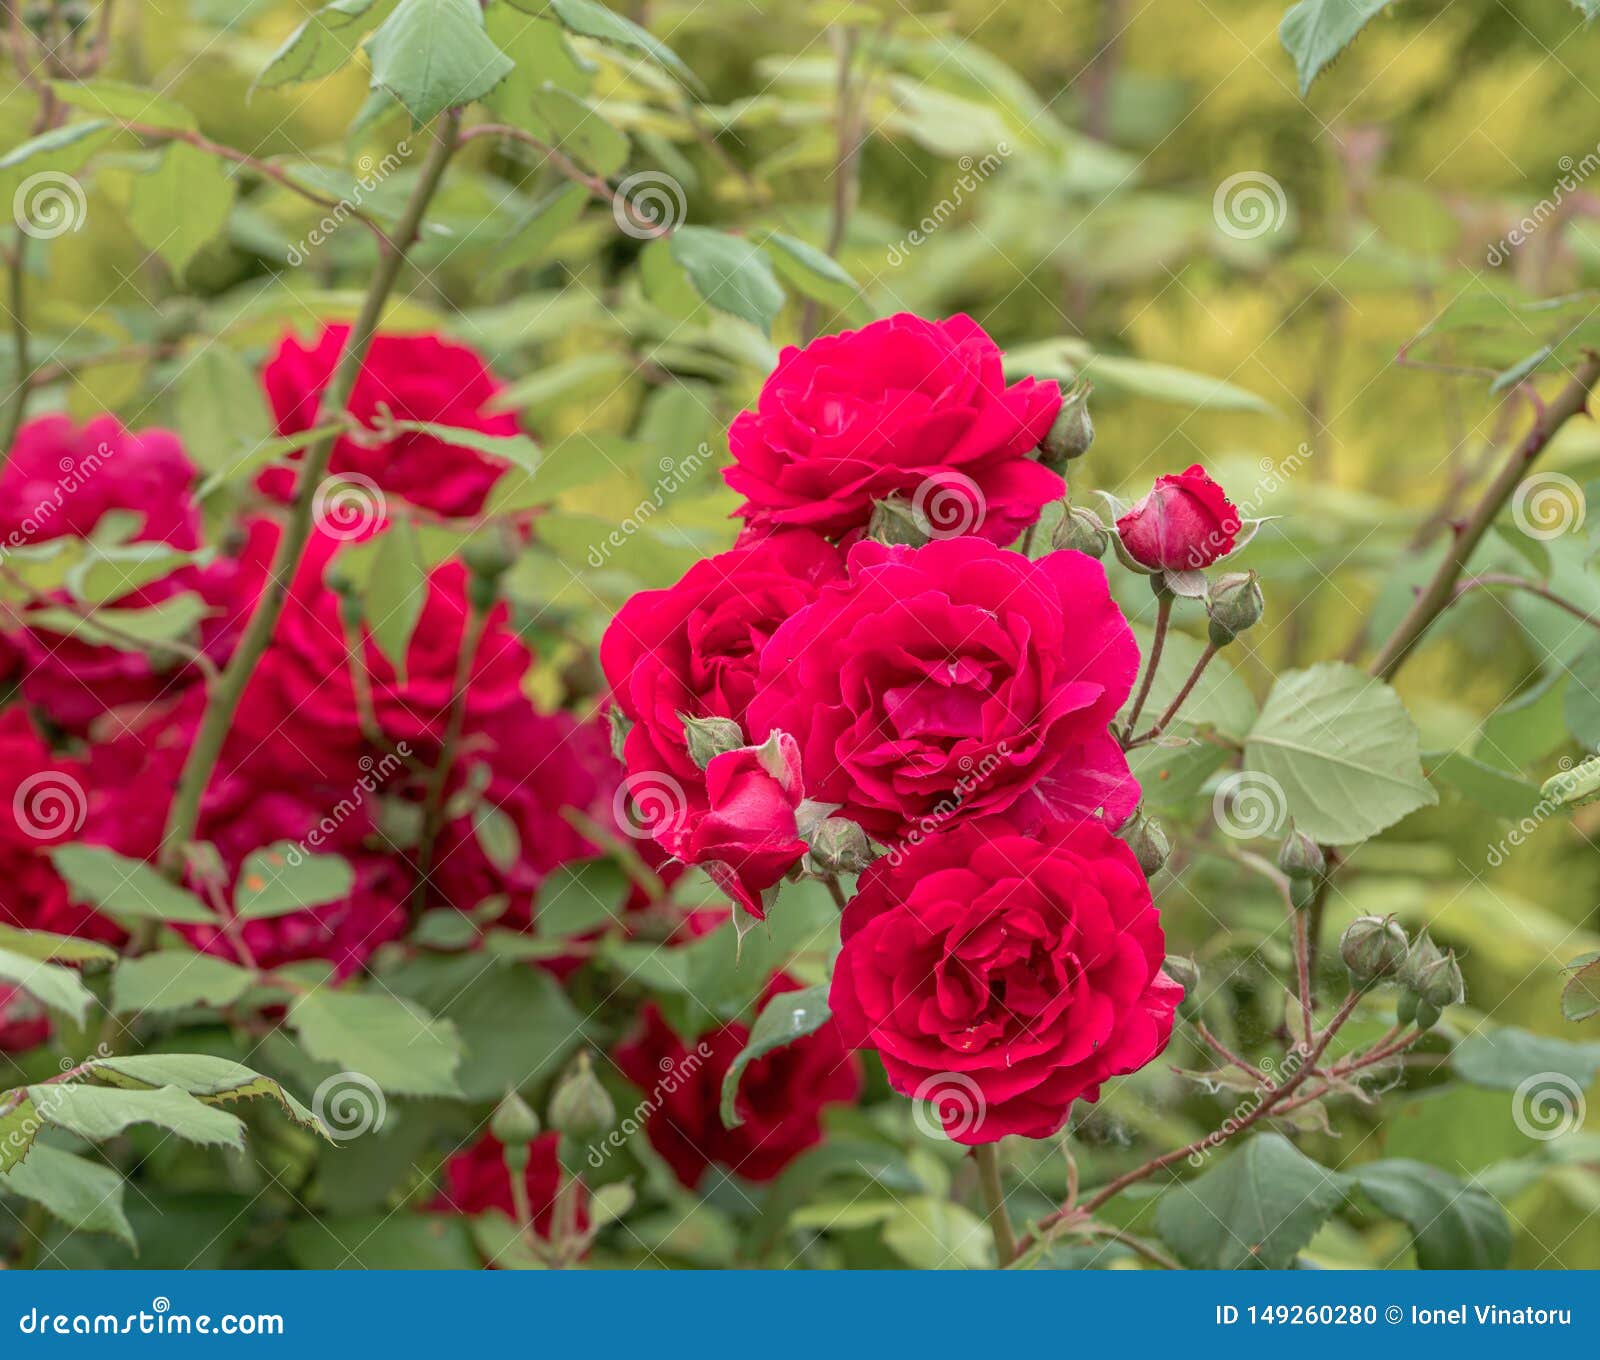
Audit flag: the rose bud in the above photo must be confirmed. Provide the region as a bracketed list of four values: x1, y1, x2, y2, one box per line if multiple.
[1206, 571, 1264, 647]
[1163, 954, 1200, 1002]
[1277, 821, 1324, 910]
[548, 1052, 615, 1142]
[1052, 503, 1110, 559]
[1116, 464, 1242, 571]
[1117, 808, 1170, 877]
[491, 1089, 542, 1152]
[805, 816, 875, 876]
[461, 528, 517, 580]
[1414, 949, 1465, 1014]
[1340, 915, 1409, 985]
[679, 712, 746, 770]
[1401, 930, 1443, 988]
[1038, 382, 1094, 471]
[608, 706, 633, 761]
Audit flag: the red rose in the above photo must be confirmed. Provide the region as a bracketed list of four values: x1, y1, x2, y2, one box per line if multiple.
[829, 817, 1181, 1144]
[1116, 464, 1241, 571]
[746, 537, 1141, 845]
[600, 530, 841, 797]
[431, 1131, 582, 1244]
[725, 313, 1064, 545]
[259, 326, 518, 518]
[0, 415, 210, 731]
[653, 732, 807, 918]
[614, 974, 861, 1188]
[0, 985, 49, 1053]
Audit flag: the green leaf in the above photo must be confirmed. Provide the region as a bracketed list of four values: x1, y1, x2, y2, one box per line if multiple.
[343, 519, 427, 679]
[27, 593, 210, 651]
[51, 845, 216, 924]
[1155, 1134, 1348, 1269]
[472, 805, 522, 874]
[1563, 957, 1600, 1022]
[720, 984, 831, 1129]
[489, 184, 588, 281]
[1425, 750, 1544, 821]
[881, 1195, 990, 1269]
[197, 422, 348, 498]
[1279, 0, 1393, 96]
[1541, 755, 1600, 810]
[128, 143, 236, 279]
[1570, 0, 1600, 18]
[667, 227, 786, 334]
[1243, 661, 1438, 845]
[83, 1054, 327, 1136]
[365, 0, 514, 124]
[1564, 643, 1600, 748]
[1452, 1027, 1600, 1089]
[27, 1083, 245, 1150]
[542, 0, 702, 93]
[256, 0, 390, 90]
[65, 541, 198, 608]
[0, 119, 113, 177]
[0, 1097, 39, 1172]
[51, 78, 196, 132]
[287, 1212, 478, 1269]
[234, 844, 355, 921]
[528, 87, 629, 176]
[1351, 1160, 1511, 1269]
[0, 925, 116, 967]
[1079, 352, 1277, 414]
[533, 858, 626, 938]
[110, 952, 253, 1015]
[288, 989, 463, 1097]
[176, 345, 274, 474]
[382, 420, 540, 472]
[0, 1145, 134, 1247]
[0, 947, 94, 1026]
[759, 232, 859, 309]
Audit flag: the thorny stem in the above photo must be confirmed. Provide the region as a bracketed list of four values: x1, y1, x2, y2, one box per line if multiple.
[157, 111, 462, 878]
[974, 1143, 1017, 1267]
[1121, 589, 1171, 739]
[1127, 641, 1219, 747]
[1454, 572, 1600, 633]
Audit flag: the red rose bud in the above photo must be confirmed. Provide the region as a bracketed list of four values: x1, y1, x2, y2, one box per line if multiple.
[654, 732, 808, 919]
[725, 312, 1064, 546]
[1052, 503, 1110, 559]
[1116, 464, 1243, 571]
[1206, 571, 1264, 647]
[679, 713, 746, 769]
[1037, 382, 1094, 471]
[1340, 915, 1409, 986]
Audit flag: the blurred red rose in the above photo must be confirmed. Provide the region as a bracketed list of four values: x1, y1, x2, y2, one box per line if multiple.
[829, 817, 1181, 1144]
[725, 313, 1063, 546]
[614, 973, 860, 1188]
[0, 985, 49, 1053]
[431, 1131, 582, 1245]
[259, 326, 518, 518]
[1116, 464, 1241, 571]
[747, 537, 1141, 844]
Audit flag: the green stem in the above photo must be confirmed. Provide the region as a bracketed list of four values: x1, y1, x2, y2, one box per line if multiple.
[1, 237, 32, 457]
[1128, 641, 1218, 746]
[156, 111, 461, 877]
[974, 1143, 1017, 1267]
[1121, 589, 1171, 738]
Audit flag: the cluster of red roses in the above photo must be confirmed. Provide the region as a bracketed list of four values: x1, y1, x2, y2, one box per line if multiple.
[602, 311, 1247, 1145]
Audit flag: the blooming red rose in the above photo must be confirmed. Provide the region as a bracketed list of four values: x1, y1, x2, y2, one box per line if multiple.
[653, 732, 807, 918]
[614, 973, 861, 1188]
[0, 985, 50, 1053]
[259, 326, 519, 518]
[1116, 464, 1241, 571]
[724, 313, 1063, 546]
[746, 537, 1141, 845]
[600, 530, 841, 796]
[0, 415, 212, 731]
[431, 1131, 581, 1244]
[829, 817, 1181, 1144]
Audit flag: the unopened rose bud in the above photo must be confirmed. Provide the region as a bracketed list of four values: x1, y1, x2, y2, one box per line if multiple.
[1401, 931, 1443, 989]
[461, 530, 517, 580]
[548, 1052, 614, 1141]
[1396, 989, 1419, 1026]
[467, 570, 501, 612]
[806, 816, 874, 875]
[1118, 809, 1170, 877]
[1163, 954, 1200, 1001]
[1038, 384, 1094, 471]
[1052, 503, 1109, 559]
[1340, 915, 1408, 985]
[1414, 949, 1465, 1011]
[490, 1089, 541, 1148]
[1276, 822, 1325, 910]
[868, 496, 930, 547]
[680, 713, 744, 769]
[1206, 571, 1264, 647]
[1414, 998, 1443, 1030]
